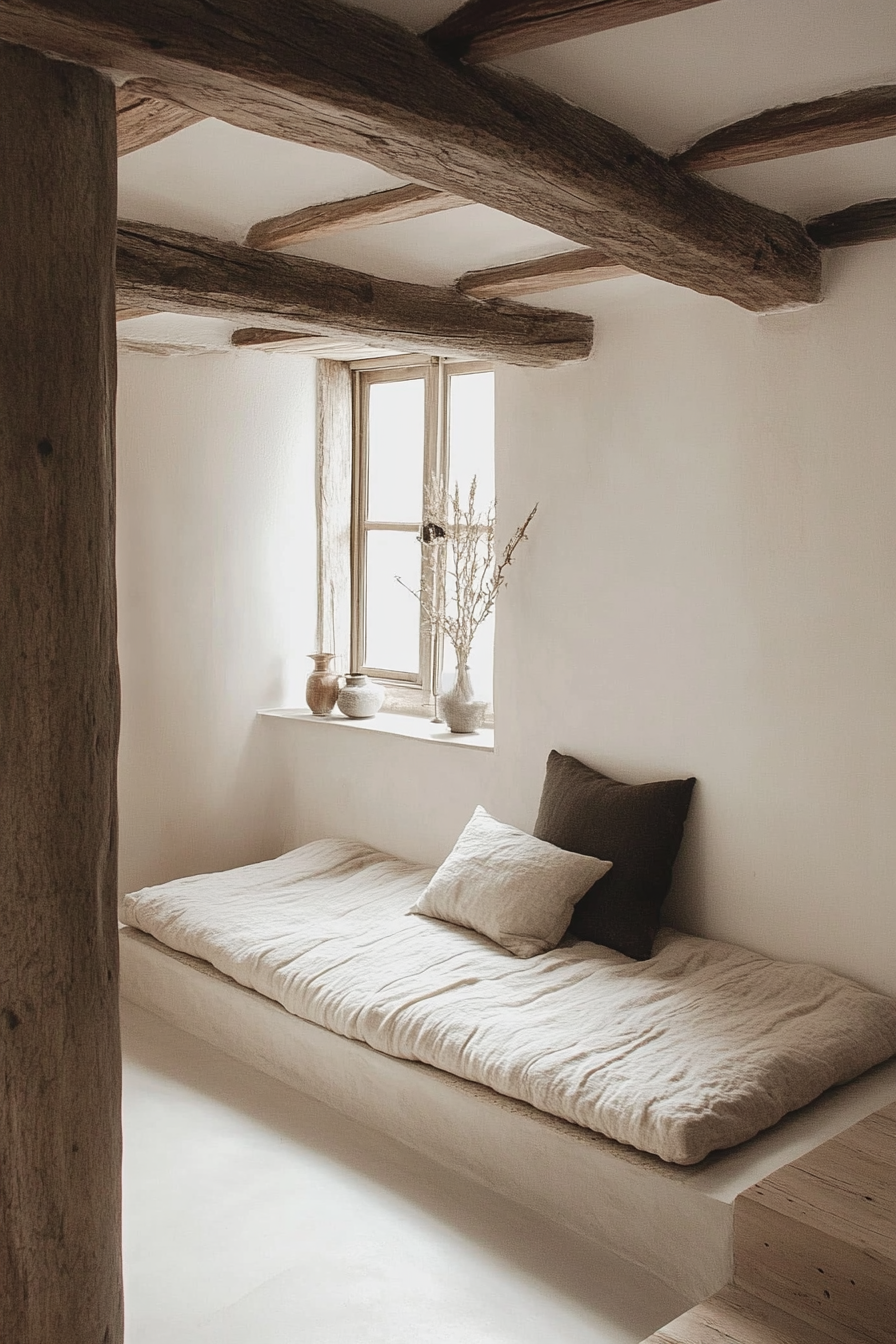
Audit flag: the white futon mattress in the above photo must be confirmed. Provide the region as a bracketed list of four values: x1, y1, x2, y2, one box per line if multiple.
[121, 839, 896, 1164]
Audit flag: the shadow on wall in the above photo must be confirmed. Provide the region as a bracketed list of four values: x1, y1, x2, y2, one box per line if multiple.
[118, 664, 297, 896]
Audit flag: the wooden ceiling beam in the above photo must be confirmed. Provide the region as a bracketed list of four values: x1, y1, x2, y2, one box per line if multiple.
[427, 0, 723, 63]
[458, 247, 636, 298]
[806, 198, 896, 249]
[116, 80, 204, 155]
[674, 86, 896, 173]
[118, 338, 218, 356]
[231, 328, 397, 357]
[231, 327, 324, 346]
[246, 184, 468, 251]
[115, 219, 593, 366]
[0, 0, 820, 312]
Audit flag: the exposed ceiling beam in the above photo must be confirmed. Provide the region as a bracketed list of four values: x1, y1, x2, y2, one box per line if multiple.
[231, 326, 323, 346]
[806, 198, 896, 250]
[118, 338, 220, 356]
[246, 184, 469, 251]
[0, 0, 820, 312]
[457, 248, 636, 298]
[674, 86, 896, 173]
[231, 328, 399, 358]
[427, 0, 723, 63]
[115, 219, 593, 366]
[116, 80, 205, 155]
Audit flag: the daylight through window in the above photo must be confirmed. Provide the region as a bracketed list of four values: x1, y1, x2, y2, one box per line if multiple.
[351, 357, 495, 713]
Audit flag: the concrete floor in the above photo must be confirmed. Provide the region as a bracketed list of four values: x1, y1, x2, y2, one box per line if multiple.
[122, 1000, 691, 1343]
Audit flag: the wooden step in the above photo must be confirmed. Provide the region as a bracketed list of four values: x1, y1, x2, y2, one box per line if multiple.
[734, 1105, 896, 1344]
[642, 1284, 872, 1344]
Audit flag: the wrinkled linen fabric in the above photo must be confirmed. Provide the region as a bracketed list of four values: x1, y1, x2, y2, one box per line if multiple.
[411, 805, 613, 957]
[121, 838, 896, 1165]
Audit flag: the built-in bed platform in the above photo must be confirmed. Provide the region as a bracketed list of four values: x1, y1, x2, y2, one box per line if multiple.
[119, 839, 896, 1300]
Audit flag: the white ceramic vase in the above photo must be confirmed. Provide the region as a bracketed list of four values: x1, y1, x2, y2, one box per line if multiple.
[337, 673, 385, 719]
[438, 663, 487, 734]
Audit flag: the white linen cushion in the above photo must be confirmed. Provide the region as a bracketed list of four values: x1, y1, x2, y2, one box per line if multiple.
[409, 806, 612, 957]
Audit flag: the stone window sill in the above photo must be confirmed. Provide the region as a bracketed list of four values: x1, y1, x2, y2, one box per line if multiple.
[258, 707, 494, 752]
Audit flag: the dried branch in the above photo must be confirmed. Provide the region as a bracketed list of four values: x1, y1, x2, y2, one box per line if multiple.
[396, 477, 537, 667]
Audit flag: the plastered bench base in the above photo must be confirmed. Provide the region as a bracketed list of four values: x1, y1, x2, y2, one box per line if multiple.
[119, 927, 896, 1303]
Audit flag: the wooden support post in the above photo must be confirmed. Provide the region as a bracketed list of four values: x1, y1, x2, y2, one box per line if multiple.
[0, 43, 122, 1344]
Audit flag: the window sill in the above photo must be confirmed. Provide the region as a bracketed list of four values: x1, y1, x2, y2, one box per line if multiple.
[258, 707, 494, 752]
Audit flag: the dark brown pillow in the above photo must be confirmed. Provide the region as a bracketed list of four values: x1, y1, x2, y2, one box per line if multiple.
[533, 750, 696, 961]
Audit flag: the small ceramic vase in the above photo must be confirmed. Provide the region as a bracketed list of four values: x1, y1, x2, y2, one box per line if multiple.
[305, 653, 342, 717]
[337, 673, 385, 719]
[438, 663, 488, 734]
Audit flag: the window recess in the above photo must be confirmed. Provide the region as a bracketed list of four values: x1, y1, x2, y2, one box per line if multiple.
[349, 355, 495, 716]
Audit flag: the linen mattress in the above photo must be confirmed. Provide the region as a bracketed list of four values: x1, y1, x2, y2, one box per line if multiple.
[121, 838, 896, 1165]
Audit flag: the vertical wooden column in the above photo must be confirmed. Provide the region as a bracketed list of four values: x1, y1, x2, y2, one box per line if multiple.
[0, 44, 122, 1344]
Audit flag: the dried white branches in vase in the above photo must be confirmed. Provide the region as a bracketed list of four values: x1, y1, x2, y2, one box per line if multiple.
[397, 478, 537, 733]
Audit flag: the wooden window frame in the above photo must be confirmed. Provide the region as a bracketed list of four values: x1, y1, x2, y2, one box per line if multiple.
[350, 353, 493, 714]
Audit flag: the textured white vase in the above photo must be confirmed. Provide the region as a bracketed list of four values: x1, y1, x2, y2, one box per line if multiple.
[337, 673, 385, 719]
[438, 664, 487, 734]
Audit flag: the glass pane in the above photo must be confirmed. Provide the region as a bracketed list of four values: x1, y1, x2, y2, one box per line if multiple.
[367, 378, 425, 523]
[447, 371, 495, 509]
[364, 530, 421, 675]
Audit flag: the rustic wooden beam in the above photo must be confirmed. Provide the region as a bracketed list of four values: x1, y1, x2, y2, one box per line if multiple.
[232, 326, 324, 346]
[116, 80, 204, 155]
[0, 44, 122, 1344]
[116, 219, 593, 366]
[231, 327, 388, 356]
[427, 0, 723, 63]
[0, 0, 821, 311]
[246, 184, 469, 251]
[806, 198, 896, 249]
[457, 247, 636, 298]
[117, 337, 221, 356]
[675, 86, 896, 172]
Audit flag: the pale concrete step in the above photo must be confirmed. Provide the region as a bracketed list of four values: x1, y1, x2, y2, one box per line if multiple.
[642, 1284, 871, 1344]
[734, 1104, 895, 1344]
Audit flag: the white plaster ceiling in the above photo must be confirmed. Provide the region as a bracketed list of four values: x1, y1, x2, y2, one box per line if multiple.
[116, 0, 896, 350]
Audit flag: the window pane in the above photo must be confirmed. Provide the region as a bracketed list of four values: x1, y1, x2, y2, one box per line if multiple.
[447, 372, 495, 507]
[364, 530, 421, 675]
[367, 378, 425, 523]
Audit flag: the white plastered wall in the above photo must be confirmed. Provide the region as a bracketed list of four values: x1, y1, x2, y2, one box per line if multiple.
[116, 348, 317, 894]
[490, 244, 896, 997]
[116, 242, 896, 997]
[284, 243, 896, 996]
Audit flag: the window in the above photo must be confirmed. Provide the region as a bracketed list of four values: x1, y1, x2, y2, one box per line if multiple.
[350, 355, 495, 713]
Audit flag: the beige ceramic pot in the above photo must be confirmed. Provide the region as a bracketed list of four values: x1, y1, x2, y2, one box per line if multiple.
[305, 653, 342, 717]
